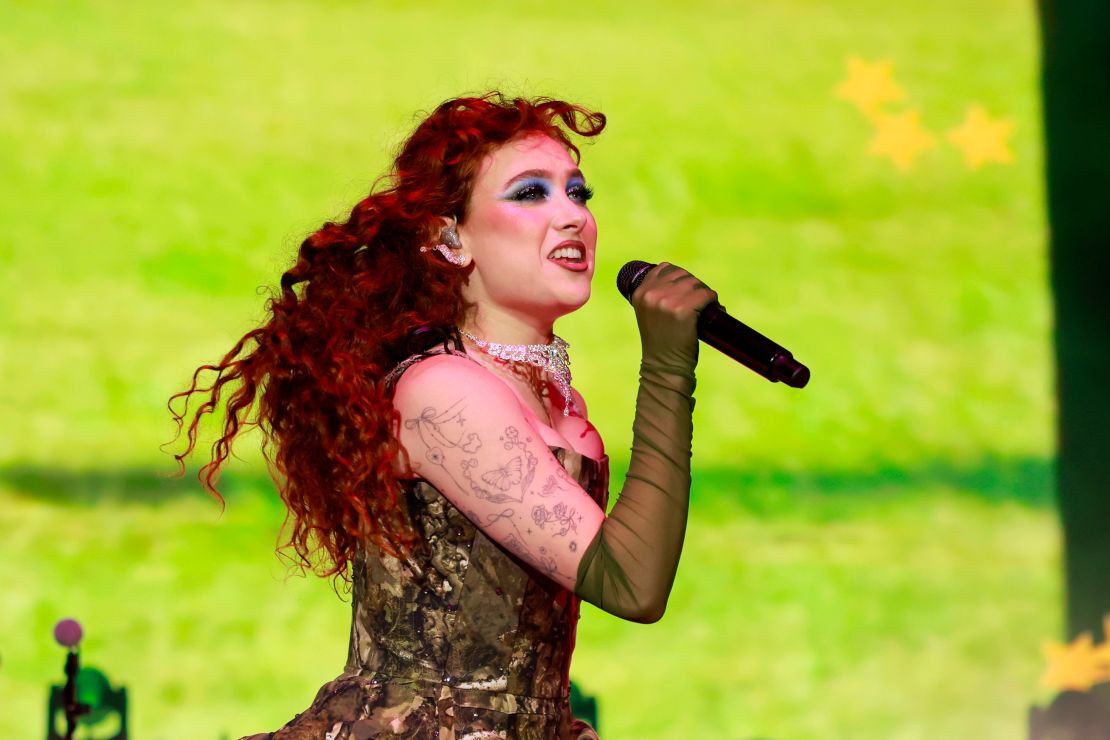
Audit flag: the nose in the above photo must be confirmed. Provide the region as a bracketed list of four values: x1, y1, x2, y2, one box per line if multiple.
[553, 193, 588, 233]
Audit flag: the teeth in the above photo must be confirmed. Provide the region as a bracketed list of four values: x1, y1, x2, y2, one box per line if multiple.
[549, 246, 584, 260]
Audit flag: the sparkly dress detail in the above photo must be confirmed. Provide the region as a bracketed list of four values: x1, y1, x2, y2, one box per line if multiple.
[243, 347, 606, 739]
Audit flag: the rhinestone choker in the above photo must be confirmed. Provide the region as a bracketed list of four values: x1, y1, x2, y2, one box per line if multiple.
[458, 328, 578, 417]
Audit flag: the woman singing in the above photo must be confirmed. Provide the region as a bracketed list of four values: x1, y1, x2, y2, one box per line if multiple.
[170, 92, 716, 739]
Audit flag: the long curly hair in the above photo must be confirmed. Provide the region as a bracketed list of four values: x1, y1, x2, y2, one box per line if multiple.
[167, 92, 605, 582]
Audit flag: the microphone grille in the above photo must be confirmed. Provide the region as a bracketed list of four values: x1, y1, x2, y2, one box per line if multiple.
[616, 260, 656, 301]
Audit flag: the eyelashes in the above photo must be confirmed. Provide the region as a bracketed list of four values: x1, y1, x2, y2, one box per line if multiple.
[506, 183, 548, 201]
[504, 179, 594, 204]
[570, 183, 595, 203]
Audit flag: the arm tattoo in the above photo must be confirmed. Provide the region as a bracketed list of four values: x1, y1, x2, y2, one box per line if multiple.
[499, 426, 537, 493]
[483, 511, 568, 582]
[405, 401, 482, 454]
[531, 502, 578, 537]
[461, 457, 524, 504]
[541, 466, 575, 497]
[457, 426, 540, 504]
[406, 407, 574, 582]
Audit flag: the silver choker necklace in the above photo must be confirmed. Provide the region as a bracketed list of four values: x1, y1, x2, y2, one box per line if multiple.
[458, 329, 577, 417]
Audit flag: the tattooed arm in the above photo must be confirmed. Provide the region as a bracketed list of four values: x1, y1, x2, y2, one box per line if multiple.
[393, 354, 606, 592]
[394, 266, 711, 624]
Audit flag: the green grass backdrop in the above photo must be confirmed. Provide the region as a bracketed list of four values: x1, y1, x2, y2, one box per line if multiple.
[1, 0, 1056, 737]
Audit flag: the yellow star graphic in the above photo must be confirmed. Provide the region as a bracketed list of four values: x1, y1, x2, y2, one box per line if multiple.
[1041, 632, 1110, 692]
[946, 104, 1015, 170]
[867, 109, 937, 172]
[1096, 616, 1110, 667]
[833, 56, 906, 120]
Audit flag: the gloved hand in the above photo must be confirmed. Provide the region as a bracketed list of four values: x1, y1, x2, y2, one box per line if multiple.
[575, 262, 717, 622]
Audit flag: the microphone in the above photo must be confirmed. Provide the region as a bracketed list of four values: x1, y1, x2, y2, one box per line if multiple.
[617, 260, 810, 388]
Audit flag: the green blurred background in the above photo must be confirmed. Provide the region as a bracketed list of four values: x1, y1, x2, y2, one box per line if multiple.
[0, 0, 1055, 737]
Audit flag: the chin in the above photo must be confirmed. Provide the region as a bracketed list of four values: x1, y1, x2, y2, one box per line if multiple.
[563, 285, 592, 310]
[563, 271, 590, 303]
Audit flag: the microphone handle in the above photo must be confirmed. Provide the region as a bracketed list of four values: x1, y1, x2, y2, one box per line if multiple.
[697, 303, 810, 388]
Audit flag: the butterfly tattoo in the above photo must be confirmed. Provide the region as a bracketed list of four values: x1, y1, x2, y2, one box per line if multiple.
[481, 457, 523, 491]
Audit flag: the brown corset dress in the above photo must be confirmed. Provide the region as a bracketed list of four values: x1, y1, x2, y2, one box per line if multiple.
[244, 350, 608, 739]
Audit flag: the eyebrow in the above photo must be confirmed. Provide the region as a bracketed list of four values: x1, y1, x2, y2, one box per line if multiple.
[502, 168, 586, 189]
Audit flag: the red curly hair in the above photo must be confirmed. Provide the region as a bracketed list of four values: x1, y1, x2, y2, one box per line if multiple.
[168, 92, 606, 582]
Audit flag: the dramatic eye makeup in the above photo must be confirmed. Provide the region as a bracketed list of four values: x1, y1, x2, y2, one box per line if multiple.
[500, 171, 594, 204]
[567, 177, 594, 203]
[502, 177, 551, 202]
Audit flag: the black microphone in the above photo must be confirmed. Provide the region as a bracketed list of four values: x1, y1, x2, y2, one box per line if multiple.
[617, 260, 810, 388]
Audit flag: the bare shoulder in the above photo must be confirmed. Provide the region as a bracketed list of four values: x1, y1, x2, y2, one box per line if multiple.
[392, 352, 513, 410]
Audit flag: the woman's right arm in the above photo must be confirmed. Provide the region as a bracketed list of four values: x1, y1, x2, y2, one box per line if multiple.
[394, 263, 715, 622]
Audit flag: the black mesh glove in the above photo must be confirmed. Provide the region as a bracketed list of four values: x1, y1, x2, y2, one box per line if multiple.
[575, 263, 716, 622]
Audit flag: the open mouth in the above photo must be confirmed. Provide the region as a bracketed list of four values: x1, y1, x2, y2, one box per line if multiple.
[547, 242, 588, 270]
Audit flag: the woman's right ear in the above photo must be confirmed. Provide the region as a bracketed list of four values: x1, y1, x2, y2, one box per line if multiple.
[418, 215, 469, 267]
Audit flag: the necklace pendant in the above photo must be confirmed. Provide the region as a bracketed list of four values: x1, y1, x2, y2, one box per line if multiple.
[459, 329, 578, 416]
